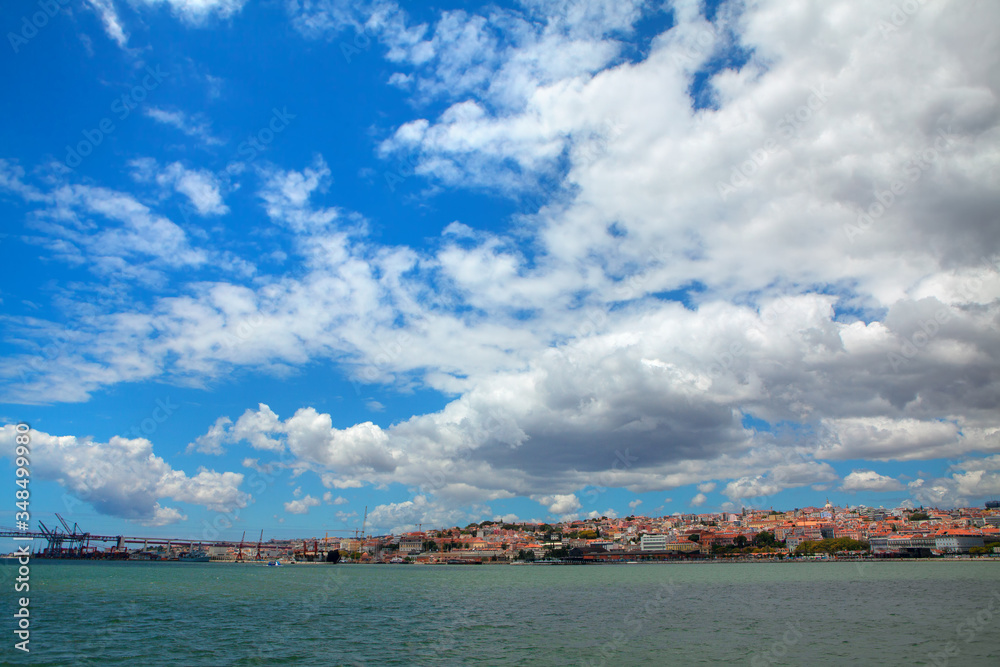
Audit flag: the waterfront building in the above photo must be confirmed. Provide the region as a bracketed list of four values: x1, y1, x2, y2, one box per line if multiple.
[640, 534, 669, 551]
[934, 531, 984, 553]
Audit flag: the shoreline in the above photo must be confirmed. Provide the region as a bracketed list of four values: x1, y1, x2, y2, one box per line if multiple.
[8, 555, 999, 565]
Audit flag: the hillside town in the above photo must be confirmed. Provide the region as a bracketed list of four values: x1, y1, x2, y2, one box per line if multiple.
[325, 500, 1000, 563]
[80, 500, 1000, 564]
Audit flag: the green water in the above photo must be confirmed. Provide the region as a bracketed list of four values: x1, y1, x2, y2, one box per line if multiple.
[2, 561, 999, 665]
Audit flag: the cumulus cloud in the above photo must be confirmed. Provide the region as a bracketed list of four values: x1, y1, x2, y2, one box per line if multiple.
[0, 424, 247, 524]
[140, 504, 187, 527]
[188, 404, 400, 480]
[908, 470, 1000, 508]
[841, 470, 905, 493]
[533, 493, 581, 515]
[258, 156, 339, 233]
[284, 494, 321, 514]
[2, 0, 999, 516]
[130, 158, 229, 216]
[364, 495, 490, 534]
[690, 493, 707, 507]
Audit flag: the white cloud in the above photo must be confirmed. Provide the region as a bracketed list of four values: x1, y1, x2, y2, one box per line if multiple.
[131, 159, 229, 216]
[0, 424, 247, 522]
[364, 495, 490, 534]
[133, 0, 247, 25]
[628, 499, 642, 509]
[817, 418, 970, 461]
[841, 470, 905, 493]
[690, 493, 707, 507]
[908, 469, 1000, 508]
[697, 482, 716, 493]
[86, 0, 129, 48]
[188, 416, 232, 455]
[145, 108, 224, 147]
[2, 1, 999, 514]
[138, 503, 187, 526]
[257, 156, 339, 233]
[723, 478, 780, 503]
[532, 493, 581, 515]
[284, 494, 321, 514]
[189, 404, 400, 479]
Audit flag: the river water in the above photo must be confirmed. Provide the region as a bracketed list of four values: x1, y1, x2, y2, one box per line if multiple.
[2, 560, 998, 665]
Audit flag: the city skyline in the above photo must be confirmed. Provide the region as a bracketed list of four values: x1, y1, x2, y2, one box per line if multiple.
[2, 0, 999, 542]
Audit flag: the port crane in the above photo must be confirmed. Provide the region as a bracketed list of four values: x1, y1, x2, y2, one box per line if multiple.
[37, 520, 65, 554]
[255, 529, 263, 561]
[55, 513, 91, 554]
[237, 530, 245, 562]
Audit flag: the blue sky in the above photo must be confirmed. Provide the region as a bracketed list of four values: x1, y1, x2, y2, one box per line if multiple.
[2, 0, 999, 544]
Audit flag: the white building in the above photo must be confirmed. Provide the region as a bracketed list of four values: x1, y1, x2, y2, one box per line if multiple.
[640, 534, 668, 551]
[935, 533, 984, 553]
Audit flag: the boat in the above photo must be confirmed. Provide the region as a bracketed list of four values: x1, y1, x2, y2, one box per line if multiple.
[179, 550, 210, 562]
[267, 560, 281, 567]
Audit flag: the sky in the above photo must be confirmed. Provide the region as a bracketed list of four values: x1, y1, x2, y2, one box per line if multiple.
[1, 0, 999, 545]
